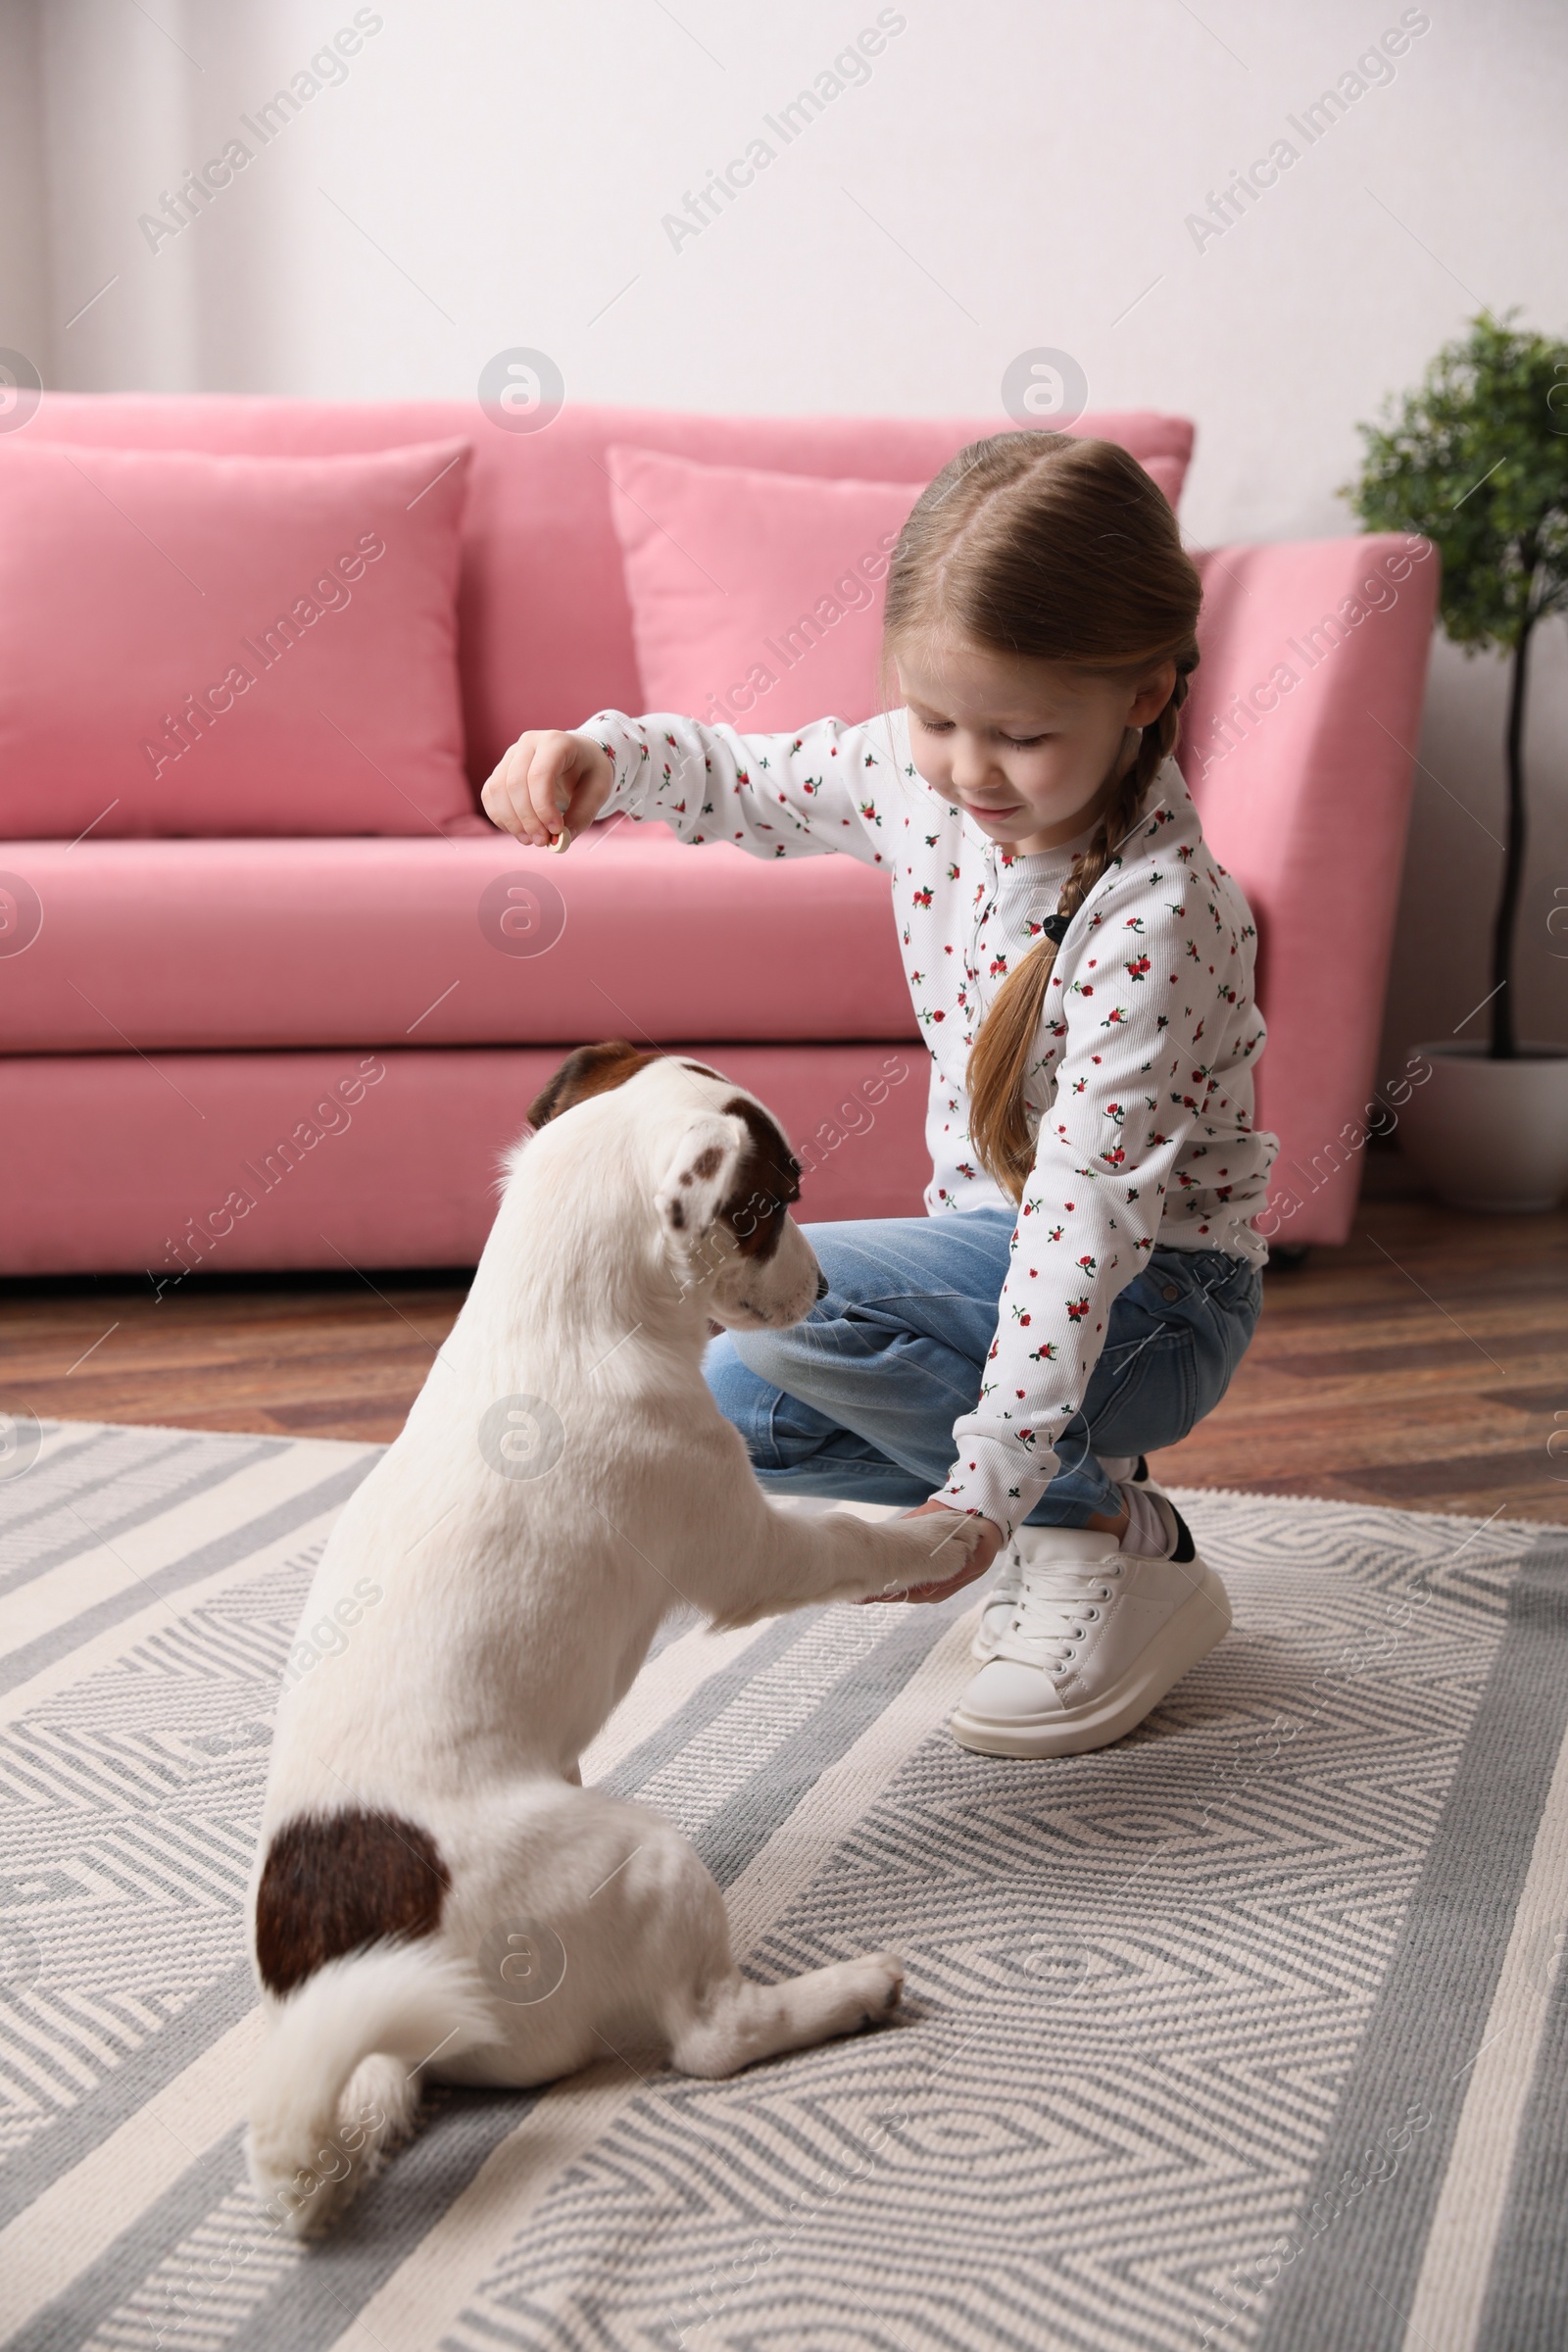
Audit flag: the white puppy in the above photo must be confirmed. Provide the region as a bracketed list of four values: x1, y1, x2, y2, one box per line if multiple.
[246, 1042, 987, 2234]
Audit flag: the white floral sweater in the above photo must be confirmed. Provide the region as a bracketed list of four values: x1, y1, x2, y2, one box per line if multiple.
[588, 704, 1277, 1538]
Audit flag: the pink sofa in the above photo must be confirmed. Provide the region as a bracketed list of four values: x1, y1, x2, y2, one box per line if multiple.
[0, 397, 1437, 1277]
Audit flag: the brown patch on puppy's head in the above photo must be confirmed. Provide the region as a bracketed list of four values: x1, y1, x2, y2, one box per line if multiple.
[719, 1095, 802, 1262]
[654, 1087, 818, 1328]
[527, 1041, 659, 1130]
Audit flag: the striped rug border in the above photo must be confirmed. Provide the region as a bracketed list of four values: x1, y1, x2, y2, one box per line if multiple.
[0, 1430, 281, 1601]
[1252, 1536, 1568, 2352]
[1476, 1896, 1568, 2350]
[0, 1461, 375, 1699]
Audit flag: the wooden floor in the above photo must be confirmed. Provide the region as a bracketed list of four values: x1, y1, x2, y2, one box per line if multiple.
[4, 1150, 1567, 1525]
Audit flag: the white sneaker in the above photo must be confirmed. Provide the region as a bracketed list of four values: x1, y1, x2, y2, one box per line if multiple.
[951, 1499, 1230, 1758]
[970, 1458, 1166, 1666]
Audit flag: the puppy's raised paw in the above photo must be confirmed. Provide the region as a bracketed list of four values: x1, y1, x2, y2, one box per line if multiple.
[866, 1511, 988, 1602]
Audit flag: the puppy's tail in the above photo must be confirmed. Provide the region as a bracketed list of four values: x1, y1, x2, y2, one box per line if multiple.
[246, 1943, 493, 2237]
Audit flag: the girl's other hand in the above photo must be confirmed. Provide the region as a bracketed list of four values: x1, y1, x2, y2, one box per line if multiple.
[860, 1499, 1004, 1604]
[480, 729, 614, 850]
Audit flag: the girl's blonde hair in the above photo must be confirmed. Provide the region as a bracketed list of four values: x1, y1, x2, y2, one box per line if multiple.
[879, 431, 1202, 1201]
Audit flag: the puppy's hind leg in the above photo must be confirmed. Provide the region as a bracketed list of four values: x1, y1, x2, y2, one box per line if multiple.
[665, 1872, 904, 2078]
[671, 1955, 905, 2079]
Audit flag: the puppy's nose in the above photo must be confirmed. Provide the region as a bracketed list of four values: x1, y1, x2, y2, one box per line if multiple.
[815, 1270, 830, 1300]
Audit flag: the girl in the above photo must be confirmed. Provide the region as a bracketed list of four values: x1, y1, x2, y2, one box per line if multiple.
[482, 430, 1276, 1759]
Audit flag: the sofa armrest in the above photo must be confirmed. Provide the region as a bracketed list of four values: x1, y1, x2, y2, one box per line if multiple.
[1180, 533, 1439, 1246]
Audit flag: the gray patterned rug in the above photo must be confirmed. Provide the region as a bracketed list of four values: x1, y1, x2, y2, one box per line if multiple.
[2, 1419, 1567, 2352]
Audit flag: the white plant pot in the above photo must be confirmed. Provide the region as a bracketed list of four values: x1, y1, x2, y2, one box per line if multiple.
[1397, 1042, 1568, 1212]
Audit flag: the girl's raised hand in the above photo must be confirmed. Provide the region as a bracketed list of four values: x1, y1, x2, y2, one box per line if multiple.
[480, 729, 614, 852]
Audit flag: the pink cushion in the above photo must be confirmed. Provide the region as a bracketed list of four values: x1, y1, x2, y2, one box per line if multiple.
[0, 824, 916, 1052]
[0, 437, 474, 839]
[608, 443, 1189, 730]
[18, 397, 1193, 781]
[609, 446, 927, 728]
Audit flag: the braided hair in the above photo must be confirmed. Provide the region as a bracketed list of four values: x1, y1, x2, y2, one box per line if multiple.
[879, 432, 1203, 1201]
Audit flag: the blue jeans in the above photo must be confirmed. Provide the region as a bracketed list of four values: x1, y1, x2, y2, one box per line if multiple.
[705, 1208, 1262, 1527]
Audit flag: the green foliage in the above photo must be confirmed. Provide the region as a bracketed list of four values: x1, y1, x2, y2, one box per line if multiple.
[1347, 311, 1568, 653]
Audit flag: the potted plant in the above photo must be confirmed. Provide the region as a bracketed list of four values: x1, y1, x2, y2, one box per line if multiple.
[1348, 311, 1568, 1211]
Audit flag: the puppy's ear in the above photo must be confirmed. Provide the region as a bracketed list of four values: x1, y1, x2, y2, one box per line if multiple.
[654, 1115, 746, 1244]
[528, 1041, 659, 1129]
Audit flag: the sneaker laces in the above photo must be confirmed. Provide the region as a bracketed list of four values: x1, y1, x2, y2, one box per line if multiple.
[995, 1556, 1124, 1671]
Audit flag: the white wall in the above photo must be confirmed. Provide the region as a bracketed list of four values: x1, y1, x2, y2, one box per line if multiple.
[7, 0, 1568, 1065]
[0, 0, 48, 372]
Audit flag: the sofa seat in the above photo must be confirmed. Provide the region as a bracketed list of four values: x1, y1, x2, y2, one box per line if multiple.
[0, 820, 915, 1054]
[0, 1047, 929, 1273]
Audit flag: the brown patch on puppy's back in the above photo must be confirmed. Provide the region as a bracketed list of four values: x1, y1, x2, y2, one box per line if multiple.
[255, 1809, 450, 1997]
[720, 1096, 802, 1261]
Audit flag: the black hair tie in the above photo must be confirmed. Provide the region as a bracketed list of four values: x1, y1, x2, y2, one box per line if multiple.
[1039, 913, 1072, 944]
